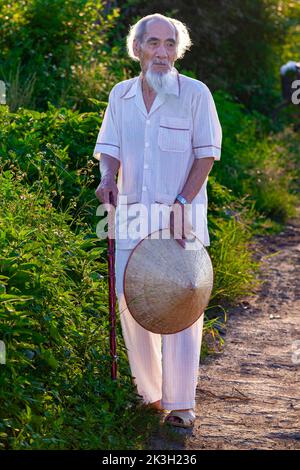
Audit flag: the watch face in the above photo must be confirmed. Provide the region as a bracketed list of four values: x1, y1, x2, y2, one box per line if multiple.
[177, 195, 187, 204]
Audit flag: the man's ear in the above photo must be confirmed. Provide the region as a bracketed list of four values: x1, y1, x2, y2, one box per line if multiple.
[133, 39, 141, 58]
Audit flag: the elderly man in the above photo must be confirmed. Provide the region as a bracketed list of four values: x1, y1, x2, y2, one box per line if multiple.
[94, 13, 222, 428]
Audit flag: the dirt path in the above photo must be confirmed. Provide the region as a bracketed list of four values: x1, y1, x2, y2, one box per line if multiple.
[149, 209, 300, 450]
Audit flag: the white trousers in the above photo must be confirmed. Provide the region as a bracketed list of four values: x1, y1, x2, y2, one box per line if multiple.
[115, 248, 205, 411]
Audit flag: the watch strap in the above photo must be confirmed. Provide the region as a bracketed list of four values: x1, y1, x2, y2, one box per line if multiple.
[176, 194, 188, 205]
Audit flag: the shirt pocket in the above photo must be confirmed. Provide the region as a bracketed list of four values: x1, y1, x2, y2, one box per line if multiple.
[158, 116, 190, 152]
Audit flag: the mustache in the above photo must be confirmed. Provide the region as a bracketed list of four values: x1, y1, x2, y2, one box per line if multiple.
[150, 60, 169, 66]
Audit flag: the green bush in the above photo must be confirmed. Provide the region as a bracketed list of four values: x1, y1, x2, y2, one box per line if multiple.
[212, 91, 299, 223]
[0, 170, 154, 450]
[0, 0, 128, 112]
[0, 102, 102, 230]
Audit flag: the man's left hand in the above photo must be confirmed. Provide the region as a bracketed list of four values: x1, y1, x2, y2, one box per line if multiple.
[169, 201, 194, 248]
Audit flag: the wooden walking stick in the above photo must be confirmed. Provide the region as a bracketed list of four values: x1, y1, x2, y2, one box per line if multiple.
[107, 191, 117, 380]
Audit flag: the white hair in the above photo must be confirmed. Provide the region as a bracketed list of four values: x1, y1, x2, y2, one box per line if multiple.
[126, 13, 193, 62]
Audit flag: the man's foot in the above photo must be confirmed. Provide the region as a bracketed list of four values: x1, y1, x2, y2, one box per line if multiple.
[149, 399, 163, 410]
[147, 400, 169, 417]
[164, 409, 196, 428]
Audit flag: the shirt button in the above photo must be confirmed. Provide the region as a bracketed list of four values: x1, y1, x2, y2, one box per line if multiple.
[142, 185, 147, 191]
[146, 120, 150, 125]
[144, 163, 149, 169]
[145, 142, 149, 147]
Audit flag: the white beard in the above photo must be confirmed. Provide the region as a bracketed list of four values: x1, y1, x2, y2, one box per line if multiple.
[144, 63, 177, 95]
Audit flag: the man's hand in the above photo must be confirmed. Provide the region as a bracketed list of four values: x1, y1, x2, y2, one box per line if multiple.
[95, 153, 120, 210]
[95, 174, 118, 210]
[169, 201, 194, 249]
[169, 157, 214, 247]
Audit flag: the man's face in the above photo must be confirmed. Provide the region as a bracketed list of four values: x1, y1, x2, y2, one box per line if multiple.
[134, 19, 177, 76]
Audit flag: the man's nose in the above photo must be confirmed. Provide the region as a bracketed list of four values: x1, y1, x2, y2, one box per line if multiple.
[156, 44, 168, 58]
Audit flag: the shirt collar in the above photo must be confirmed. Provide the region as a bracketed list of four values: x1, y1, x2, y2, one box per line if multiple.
[121, 68, 181, 99]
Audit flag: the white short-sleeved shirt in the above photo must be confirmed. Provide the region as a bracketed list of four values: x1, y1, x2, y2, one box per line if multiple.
[93, 69, 222, 250]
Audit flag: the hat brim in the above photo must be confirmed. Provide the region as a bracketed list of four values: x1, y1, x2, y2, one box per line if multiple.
[123, 228, 214, 334]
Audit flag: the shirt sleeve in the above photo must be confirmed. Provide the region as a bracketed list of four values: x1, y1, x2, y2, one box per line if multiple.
[192, 84, 222, 160]
[93, 86, 120, 161]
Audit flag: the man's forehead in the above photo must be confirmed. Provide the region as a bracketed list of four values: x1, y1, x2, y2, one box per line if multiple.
[144, 19, 176, 40]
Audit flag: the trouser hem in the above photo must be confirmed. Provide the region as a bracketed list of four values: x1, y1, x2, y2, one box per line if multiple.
[138, 395, 162, 405]
[161, 401, 196, 410]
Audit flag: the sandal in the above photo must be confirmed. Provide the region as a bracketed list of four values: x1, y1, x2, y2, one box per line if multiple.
[164, 409, 196, 428]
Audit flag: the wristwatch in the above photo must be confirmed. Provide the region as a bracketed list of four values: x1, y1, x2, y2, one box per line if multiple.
[175, 194, 188, 205]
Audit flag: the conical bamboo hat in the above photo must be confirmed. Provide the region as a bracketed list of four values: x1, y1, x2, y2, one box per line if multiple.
[123, 228, 214, 334]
